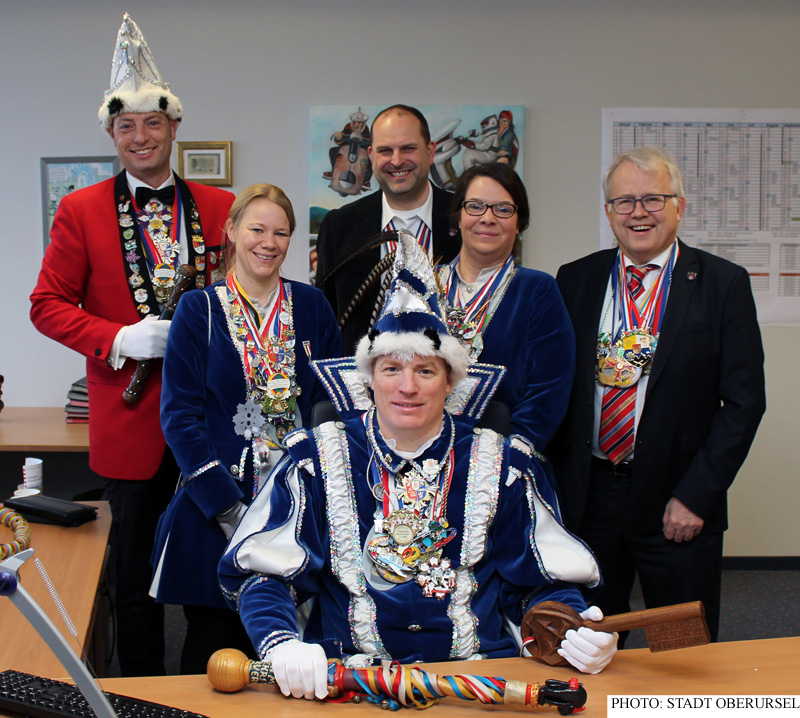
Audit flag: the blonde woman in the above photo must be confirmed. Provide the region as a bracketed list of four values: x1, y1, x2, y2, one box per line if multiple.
[151, 184, 342, 673]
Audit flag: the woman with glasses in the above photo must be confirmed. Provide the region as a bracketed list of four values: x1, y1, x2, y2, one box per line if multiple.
[437, 163, 574, 490]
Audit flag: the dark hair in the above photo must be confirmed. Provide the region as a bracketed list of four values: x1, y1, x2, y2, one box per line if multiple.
[449, 162, 530, 234]
[372, 104, 431, 145]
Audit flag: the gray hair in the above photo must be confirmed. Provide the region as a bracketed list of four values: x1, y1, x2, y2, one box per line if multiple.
[603, 145, 685, 201]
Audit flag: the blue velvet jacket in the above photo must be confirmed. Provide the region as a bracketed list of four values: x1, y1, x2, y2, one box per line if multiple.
[151, 280, 343, 608]
[438, 266, 575, 493]
[219, 411, 599, 663]
[475, 268, 575, 450]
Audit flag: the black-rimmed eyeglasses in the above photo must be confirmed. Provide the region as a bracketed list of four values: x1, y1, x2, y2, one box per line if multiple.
[461, 200, 518, 219]
[607, 194, 677, 214]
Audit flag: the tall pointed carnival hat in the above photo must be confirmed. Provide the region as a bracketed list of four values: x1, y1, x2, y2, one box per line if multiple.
[355, 231, 470, 385]
[98, 13, 183, 129]
[313, 231, 505, 423]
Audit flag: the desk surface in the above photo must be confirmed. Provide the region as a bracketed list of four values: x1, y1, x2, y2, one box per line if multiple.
[0, 501, 110, 676]
[80, 636, 798, 718]
[0, 407, 89, 452]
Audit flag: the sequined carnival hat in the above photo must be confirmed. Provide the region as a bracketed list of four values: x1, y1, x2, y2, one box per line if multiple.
[355, 232, 470, 385]
[97, 13, 183, 130]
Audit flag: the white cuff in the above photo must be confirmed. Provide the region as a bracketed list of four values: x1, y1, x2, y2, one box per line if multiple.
[107, 326, 128, 369]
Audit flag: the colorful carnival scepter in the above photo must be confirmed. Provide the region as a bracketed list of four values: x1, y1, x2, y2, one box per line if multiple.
[208, 648, 587, 714]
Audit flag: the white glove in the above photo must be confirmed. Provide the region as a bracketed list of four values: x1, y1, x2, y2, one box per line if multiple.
[216, 501, 247, 540]
[556, 606, 618, 674]
[119, 315, 171, 360]
[267, 639, 328, 700]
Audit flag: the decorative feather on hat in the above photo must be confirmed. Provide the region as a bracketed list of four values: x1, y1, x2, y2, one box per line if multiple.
[98, 13, 182, 130]
[355, 231, 470, 385]
[313, 232, 504, 423]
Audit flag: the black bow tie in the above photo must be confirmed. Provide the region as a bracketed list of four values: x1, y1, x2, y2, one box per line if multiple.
[135, 185, 176, 207]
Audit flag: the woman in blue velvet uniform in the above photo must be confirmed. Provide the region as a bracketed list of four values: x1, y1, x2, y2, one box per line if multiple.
[436, 163, 575, 490]
[219, 234, 616, 701]
[151, 184, 343, 673]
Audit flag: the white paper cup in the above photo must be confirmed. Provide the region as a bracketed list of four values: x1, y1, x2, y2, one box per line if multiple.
[13, 488, 41, 498]
[23, 457, 43, 490]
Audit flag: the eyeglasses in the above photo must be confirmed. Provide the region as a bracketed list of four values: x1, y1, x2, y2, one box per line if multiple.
[607, 194, 677, 214]
[461, 200, 518, 219]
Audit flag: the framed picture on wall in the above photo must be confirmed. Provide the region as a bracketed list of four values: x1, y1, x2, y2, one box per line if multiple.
[177, 141, 232, 186]
[308, 104, 524, 281]
[40, 156, 120, 250]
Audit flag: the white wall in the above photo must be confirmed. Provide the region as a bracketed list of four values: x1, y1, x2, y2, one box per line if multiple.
[1, 0, 797, 556]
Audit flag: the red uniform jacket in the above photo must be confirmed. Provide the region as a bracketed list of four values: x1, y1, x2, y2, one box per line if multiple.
[30, 173, 234, 480]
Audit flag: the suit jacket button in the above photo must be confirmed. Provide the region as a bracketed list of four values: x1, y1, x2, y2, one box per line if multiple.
[230, 465, 239, 476]
[408, 624, 422, 632]
[94, 348, 101, 356]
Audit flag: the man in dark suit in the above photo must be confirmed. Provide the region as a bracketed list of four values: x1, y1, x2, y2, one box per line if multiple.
[315, 104, 460, 353]
[552, 146, 766, 644]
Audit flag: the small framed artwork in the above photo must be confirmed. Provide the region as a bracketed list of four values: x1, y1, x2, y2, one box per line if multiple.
[40, 156, 120, 249]
[177, 141, 233, 186]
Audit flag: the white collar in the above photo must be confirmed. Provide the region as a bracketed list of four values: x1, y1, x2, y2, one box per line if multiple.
[381, 181, 434, 234]
[456, 261, 502, 289]
[125, 170, 175, 195]
[385, 423, 444, 460]
[620, 240, 676, 271]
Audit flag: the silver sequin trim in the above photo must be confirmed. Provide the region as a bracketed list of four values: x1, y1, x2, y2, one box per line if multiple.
[449, 429, 503, 659]
[181, 459, 220, 484]
[316, 422, 389, 659]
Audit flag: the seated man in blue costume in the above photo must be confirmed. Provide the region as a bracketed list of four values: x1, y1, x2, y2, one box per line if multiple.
[219, 233, 617, 701]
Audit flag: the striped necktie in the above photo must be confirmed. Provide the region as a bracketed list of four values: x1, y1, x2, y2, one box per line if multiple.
[627, 263, 655, 300]
[597, 264, 657, 464]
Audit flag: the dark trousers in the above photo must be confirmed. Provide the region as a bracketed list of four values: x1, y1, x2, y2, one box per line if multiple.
[181, 604, 257, 675]
[104, 450, 178, 676]
[579, 460, 723, 646]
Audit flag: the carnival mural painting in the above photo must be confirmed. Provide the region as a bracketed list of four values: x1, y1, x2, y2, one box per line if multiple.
[309, 105, 524, 279]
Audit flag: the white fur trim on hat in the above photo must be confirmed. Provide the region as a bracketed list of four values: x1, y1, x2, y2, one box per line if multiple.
[98, 87, 182, 129]
[355, 331, 469, 386]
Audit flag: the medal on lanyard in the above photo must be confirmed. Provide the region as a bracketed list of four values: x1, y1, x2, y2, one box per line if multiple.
[444, 254, 514, 359]
[366, 444, 457, 598]
[597, 245, 678, 387]
[228, 275, 298, 448]
[130, 185, 182, 305]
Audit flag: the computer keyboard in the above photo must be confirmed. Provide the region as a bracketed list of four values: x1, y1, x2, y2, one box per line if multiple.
[0, 669, 210, 718]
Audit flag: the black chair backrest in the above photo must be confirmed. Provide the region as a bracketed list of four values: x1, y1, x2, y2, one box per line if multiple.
[310, 400, 341, 428]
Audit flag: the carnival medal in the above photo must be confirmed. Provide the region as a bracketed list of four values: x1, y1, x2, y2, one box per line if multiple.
[416, 555, 457, 599]
[597, 351, 641, 388]
[367, 510, 456, 591]
[152, 262, 176, 304]
[620, 328, 656, 367]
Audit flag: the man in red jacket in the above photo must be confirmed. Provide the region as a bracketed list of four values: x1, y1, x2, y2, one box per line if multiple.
[30, 14, 234, 676]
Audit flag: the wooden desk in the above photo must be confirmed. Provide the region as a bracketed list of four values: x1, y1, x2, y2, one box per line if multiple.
[0, 407, 89, 452]
[0, 501, 110, 677]
[77, 637, 797, 718]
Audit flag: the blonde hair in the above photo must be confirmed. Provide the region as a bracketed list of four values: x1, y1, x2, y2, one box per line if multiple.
[225, 184, 296, 274]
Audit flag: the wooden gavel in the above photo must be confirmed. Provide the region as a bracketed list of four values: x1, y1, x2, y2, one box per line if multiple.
[522, 600, 710, 667]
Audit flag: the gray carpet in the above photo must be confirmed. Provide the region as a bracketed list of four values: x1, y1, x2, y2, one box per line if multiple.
[625, 570, 800, 648]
